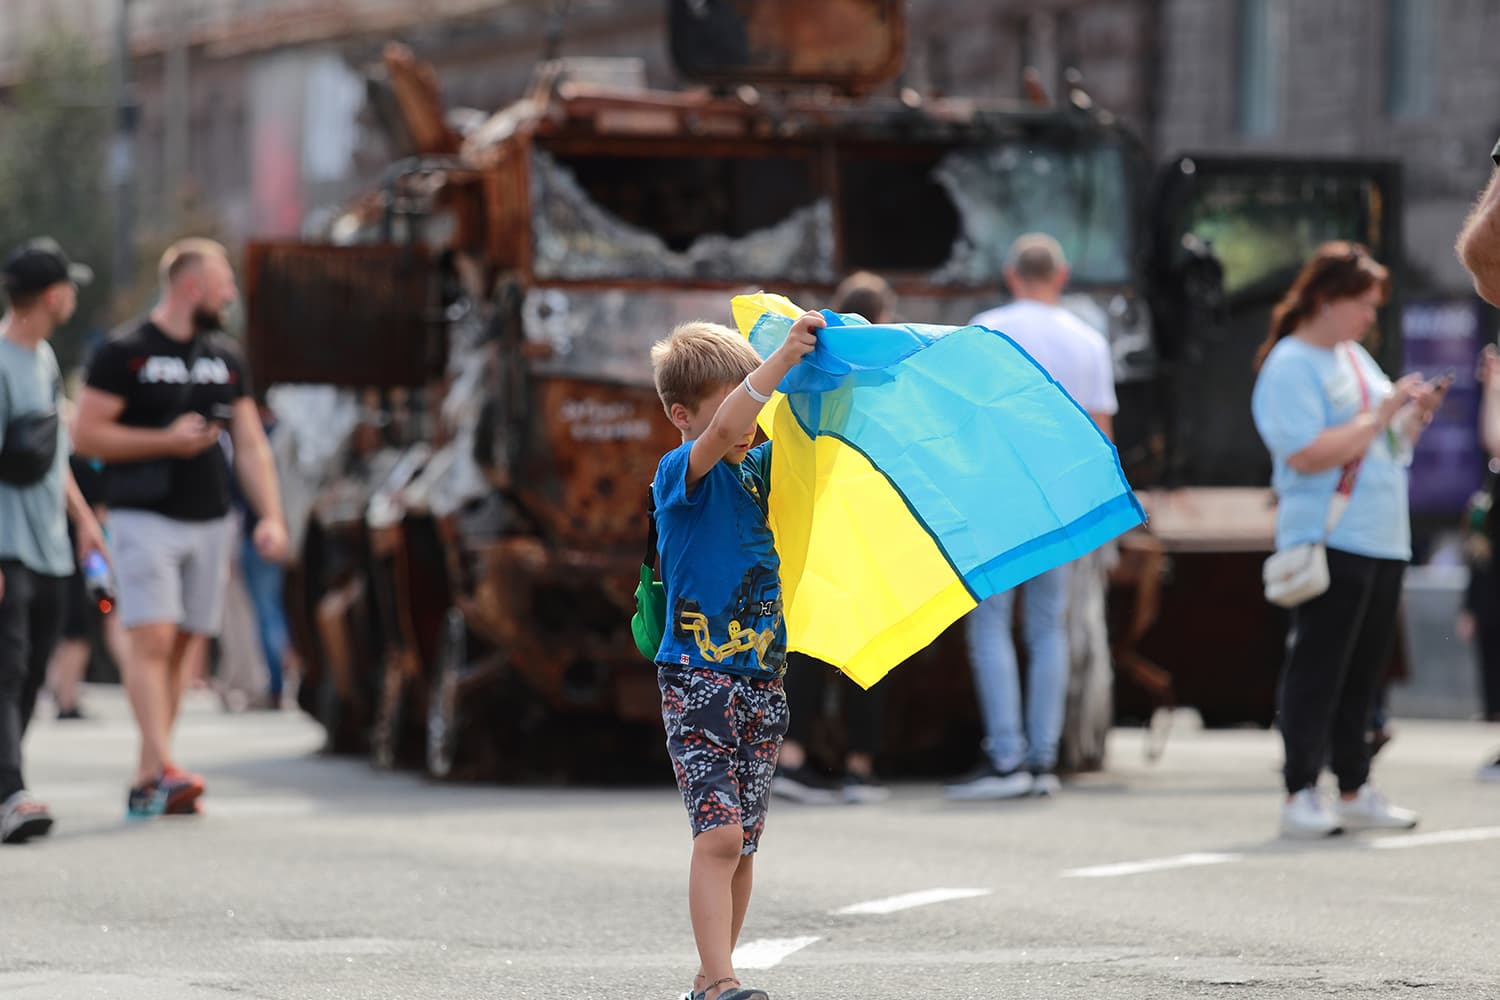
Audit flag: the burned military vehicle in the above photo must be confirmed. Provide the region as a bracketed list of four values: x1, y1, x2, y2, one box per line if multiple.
[246, 2, 1402, 780]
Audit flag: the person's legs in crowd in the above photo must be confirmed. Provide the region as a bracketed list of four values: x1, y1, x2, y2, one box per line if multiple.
[46, 640, 89, 719]
[1367, 681, 1393, 758]
[1478, 607, 1500, 723]
[1277, 551, 1374, 838]
[240, 534, 290, 705]
[1331, 559, 1418, 830]
[770, 652, 838, 803]
[1019, 561, 1072, 795]
[948, 586, 1033, 799]
[1478, 606, 1500, 781]
[841, 678, 889, 803]
[46, 564, 92, 719]
[0, 562, 63, 843]
[100, 604, 131, 679]
[121, 622, 187, 816]
[20, 572, 65, 735]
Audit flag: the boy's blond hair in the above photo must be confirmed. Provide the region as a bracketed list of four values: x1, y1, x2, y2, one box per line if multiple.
[650, 320, 763, 412]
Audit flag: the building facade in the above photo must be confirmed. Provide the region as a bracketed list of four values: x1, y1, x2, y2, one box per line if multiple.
[1156, 0, 1500, 294]
[3, 0, 1494, 294]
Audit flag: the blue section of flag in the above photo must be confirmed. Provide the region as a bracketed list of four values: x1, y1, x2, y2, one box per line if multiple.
[750, 310, 1144, 599]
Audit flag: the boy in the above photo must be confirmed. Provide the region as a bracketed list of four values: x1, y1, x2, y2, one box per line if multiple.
[650, 312, 823, 1000]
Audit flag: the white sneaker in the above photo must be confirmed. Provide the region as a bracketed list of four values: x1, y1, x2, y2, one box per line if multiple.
[1337, 785, 1419, 831]
[1477, 752, 1500, 784]
[1280, 787, 1342, 839]
[1030, 771, 1061, 797]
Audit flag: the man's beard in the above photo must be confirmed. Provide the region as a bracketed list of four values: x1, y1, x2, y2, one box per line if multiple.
[191, 305, 225, 334]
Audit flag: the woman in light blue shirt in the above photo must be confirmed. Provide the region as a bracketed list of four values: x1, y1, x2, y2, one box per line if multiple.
[1251, 242, 1445, 839]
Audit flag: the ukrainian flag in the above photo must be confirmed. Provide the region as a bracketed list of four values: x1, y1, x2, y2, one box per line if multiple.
[731, 292, 1145, 689]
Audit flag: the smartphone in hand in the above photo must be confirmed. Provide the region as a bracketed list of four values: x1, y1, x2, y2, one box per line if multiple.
[208, 402, 236, 425]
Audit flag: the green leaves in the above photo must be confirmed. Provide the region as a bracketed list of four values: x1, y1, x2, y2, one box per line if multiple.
[0, 30, 113, 373]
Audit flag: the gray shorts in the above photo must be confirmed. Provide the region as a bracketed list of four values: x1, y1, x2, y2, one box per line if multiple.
[110, 510, 233, 635]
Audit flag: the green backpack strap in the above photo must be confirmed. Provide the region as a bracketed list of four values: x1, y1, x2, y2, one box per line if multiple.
[631, 486, 667, 661]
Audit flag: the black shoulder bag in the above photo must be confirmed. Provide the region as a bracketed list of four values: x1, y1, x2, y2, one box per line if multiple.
[107, 337, 204, 508]
[0, 363, 62, 487]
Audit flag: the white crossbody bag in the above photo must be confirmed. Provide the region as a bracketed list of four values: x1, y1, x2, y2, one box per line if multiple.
[1262, 344, 1372, 609]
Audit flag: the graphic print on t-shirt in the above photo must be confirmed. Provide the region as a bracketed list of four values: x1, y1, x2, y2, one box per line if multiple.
[652, 441, 788, 678]
[134, 354, 236, 387]
[673, 561, 784, 668]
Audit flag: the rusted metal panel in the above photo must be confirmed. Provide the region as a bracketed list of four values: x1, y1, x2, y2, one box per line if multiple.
[668, 0, 905, 93]
[245, 242, 440, 388]
[383, 43, 462, 155]
[460, 538, 654, 722]
[513, 378, 681, 549]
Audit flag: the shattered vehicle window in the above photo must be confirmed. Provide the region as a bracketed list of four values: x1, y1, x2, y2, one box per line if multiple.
[1176, 172, 1378, 298]
[530, 149, 835, 282]
[924, 140, 1133, 286]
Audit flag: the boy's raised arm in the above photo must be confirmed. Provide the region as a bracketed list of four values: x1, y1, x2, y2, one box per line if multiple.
[687, 311, 824, 485]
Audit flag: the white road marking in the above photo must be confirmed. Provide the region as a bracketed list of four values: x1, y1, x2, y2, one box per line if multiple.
[1062, 852, 1243, 879]
[1368, 826, 1500, 850]
[731, 936, 821, 969]
[832, 887, 992, 916]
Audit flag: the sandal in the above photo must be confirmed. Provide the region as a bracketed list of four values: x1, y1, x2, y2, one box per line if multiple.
[694, 977, 768, 1000]
[0, 790, 54, 844]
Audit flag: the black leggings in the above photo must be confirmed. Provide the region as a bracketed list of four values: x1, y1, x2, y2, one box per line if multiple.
[783, 652, 885, 759]
[1279, 549, 1405, 796]
[0, 561, 66, 800]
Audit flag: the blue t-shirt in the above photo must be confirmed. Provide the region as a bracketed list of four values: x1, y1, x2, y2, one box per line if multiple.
[652, 440, 787, 678]
[1251, 337, 1410, 561]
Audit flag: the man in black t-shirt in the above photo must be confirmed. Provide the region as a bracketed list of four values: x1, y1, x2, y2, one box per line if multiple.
[75, 238, 288, 818]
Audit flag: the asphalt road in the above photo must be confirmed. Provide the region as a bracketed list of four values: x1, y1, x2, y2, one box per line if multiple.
[4, 686, 1499, 999]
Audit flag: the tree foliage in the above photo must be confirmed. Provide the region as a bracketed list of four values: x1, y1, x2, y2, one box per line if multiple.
[0, 30, 113, 373]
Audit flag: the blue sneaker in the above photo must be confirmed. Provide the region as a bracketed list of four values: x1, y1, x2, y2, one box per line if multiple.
[126, 781, 167, 820]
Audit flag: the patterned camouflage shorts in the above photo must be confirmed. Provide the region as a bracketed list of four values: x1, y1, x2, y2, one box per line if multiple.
[658, 663, 789, 855]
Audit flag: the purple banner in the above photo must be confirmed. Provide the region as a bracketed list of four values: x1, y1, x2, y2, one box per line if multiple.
[1402, 298, 1488, 516]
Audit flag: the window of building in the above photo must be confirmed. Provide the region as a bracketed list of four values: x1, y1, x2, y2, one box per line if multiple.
[1386, 0, 1434, 120]
[1237, 0, 1286, 138]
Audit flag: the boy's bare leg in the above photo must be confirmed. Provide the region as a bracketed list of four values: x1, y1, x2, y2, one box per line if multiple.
[730, 852, 754, 946]
[123, 624, 179, 784]
[689, 825, 745, 998]
[695, 852, 755, 994]
[846, 751, 875, 778]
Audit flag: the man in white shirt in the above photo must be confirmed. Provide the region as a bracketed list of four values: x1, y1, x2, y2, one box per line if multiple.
[947, 233, 1118, 800]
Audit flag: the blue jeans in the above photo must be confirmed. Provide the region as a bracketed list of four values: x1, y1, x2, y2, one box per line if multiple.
[965, 562, 1072, 772]
[241, 537, 290, 699]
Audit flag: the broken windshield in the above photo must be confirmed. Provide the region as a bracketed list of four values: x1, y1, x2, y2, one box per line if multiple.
[530, 149, 835, 283]
[1173, 171, 1379, 298]
[529, 137, 1131, 287]
[926, 140, 1133, 287]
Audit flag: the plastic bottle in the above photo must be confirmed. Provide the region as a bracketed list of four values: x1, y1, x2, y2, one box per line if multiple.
[82, 551, 115, 615]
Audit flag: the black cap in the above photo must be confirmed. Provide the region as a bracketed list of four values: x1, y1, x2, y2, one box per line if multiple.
[2, 238, 94, 296]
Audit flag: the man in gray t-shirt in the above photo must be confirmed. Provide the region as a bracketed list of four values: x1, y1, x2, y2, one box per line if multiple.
[0, 238, 107, 844]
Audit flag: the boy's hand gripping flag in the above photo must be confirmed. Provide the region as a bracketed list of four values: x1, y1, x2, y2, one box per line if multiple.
[731, 292, 1145, 689]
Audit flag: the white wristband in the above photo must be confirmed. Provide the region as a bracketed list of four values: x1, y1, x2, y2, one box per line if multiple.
[742, 375, 772, 404]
